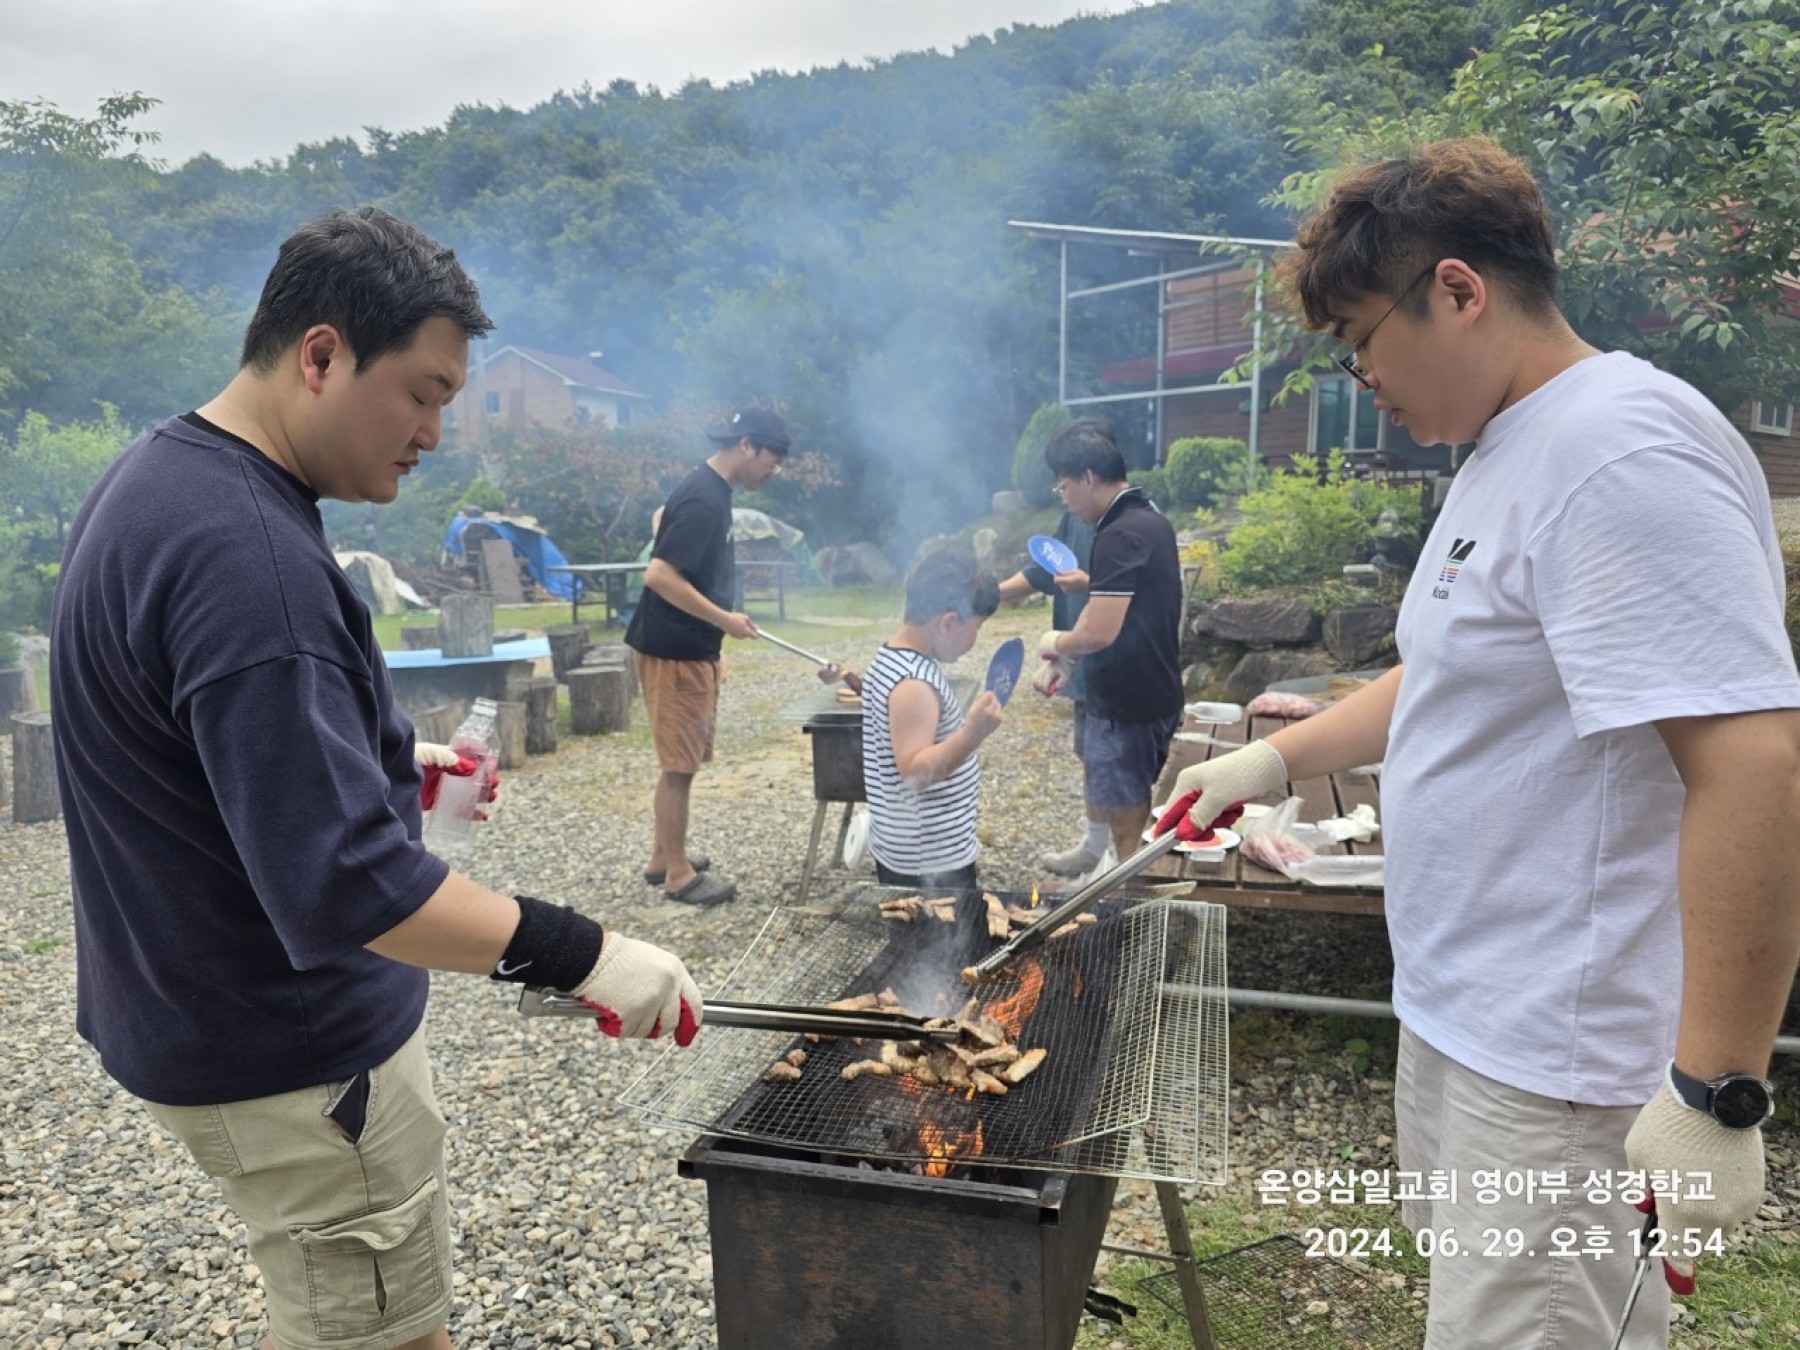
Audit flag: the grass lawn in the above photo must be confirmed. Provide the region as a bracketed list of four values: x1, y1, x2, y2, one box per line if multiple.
[371, 585, 906, 653]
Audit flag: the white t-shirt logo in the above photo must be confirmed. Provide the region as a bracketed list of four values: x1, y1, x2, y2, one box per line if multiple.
[1436, 538, 1476, 586]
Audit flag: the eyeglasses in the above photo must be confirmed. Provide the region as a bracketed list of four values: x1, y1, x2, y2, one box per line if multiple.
[1335, 262, 1439, 390]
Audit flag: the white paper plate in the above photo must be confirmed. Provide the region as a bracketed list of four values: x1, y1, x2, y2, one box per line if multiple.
[1142, 825, 1240, 855]
[842, 809, 870, 867]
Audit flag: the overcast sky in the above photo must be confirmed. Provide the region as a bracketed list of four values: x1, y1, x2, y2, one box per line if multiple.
[6, 0, 1148, 168]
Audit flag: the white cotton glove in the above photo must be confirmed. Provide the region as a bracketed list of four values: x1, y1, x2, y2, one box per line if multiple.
[569, 932, 705, 1044]
[1624, 1078, 1767, 1286]
[1031, 630, 1074, 696]
[1173, 740, 1288, 830]
[415, 741, 461, 768]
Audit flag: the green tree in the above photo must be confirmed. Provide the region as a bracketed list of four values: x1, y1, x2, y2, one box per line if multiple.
[1256, 0, 1800, 414]
[0, 406, 130, 555]
[1012, 403, 1072, 507]
[0, 96, 235, 427]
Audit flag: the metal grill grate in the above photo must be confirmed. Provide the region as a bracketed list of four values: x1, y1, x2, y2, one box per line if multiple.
[1143, 1235, 1424, 1349]
[619, 888, 1230, 1185]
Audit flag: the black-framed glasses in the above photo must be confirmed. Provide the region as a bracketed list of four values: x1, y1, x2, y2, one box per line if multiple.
[1335, 262, 1439, 389]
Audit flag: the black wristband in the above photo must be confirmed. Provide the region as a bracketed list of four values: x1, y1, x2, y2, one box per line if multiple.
[490, 895, 604, 992]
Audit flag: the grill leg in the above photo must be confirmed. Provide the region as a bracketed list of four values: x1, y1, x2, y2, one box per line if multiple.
[796, 800, 830, 905]
[1155, 1180, 1218, 1350]
[831, 802, 853, 865]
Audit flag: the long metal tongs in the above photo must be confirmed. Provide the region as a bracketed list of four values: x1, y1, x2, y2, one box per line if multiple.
[516, 989, 960, 1043]
[961, 831, 1182, 985]
[757, 629, 837, 671]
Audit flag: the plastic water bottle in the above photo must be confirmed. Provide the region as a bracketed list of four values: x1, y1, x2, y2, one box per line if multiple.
[424, 697, 499, 856]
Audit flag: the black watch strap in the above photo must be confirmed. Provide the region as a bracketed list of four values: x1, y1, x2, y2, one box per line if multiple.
[1668, 1062, 1714, 1113]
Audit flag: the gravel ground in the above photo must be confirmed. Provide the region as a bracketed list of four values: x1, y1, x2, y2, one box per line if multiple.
[2, 599, 1796, 1348]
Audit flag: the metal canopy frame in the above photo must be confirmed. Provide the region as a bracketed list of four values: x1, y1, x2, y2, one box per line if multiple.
[1010, 219, 1291, 464]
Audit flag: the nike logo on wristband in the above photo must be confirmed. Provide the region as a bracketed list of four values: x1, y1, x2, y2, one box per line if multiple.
[495, 958, 532, 977]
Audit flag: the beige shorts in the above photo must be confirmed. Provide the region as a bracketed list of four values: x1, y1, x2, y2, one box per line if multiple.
[1395, 1025, 1668, 1350]
[635, 652, 719, 774]
[144, 1025, 452, 1350]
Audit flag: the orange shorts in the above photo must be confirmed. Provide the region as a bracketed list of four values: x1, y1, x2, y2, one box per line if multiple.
[634, 652, 720, 774]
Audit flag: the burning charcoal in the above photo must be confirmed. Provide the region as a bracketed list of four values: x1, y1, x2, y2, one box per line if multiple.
[841, 1059, 893, 1081]
[983, 893, 1010, 940]
[971, 1069, 1009, 1096]
[969, 1045, 1020, 1070]
[1001, 1048, 1046, 1085]
[784, 1049, 807, 1068]
[764, 1061, 803, 1083]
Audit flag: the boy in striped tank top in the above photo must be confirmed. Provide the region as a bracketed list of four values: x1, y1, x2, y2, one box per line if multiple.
[860, 549, 1005, 891]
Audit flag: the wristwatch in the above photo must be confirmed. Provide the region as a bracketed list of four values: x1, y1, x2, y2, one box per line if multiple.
[1669, 1062, 1776, 1130]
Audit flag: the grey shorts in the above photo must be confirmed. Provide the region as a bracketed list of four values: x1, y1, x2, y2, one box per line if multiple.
[144, 1024, 452, 1349]
[1080, 710, 1179, 808]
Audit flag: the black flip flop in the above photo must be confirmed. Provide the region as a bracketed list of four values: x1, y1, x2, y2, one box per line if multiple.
[665, 872, 737, 907]
[644, 853, 711, 886]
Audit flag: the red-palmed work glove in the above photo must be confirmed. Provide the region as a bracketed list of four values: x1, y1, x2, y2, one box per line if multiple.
[1624, 1077, 1767, 1294]
[416, 741, 500, 814]
[570, 932, 704, 1045]
[1153, 793, 1246, 845]
[1031, 630, 1075, 697]
[1172, 740, 1287, 833]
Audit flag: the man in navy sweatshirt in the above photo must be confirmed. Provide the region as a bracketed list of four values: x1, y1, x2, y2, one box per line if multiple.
[51, 207, 700, 1350]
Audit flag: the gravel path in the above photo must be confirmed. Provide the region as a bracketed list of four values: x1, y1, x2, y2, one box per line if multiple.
[2, 600, 1794, 1348]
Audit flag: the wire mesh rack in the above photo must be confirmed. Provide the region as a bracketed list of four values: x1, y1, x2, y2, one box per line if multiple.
[1142, 1235, 1424, 1349]
[618, 889, 1230, 1186]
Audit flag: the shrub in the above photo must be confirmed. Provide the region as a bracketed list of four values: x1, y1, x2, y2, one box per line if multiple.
[1164, 436, 1258, 509]
[0, 627, 18, 668]
[1012, 403, 1071, 508]
[1218, 451, 1425, 591]
[1128, 466, 1170, 508]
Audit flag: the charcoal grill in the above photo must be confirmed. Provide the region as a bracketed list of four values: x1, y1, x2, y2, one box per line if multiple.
[621, 886, 1229, 1348]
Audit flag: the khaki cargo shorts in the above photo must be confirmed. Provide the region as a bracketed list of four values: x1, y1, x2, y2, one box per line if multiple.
[635, 652, 720, 774]
[144, 1024, 452, 1350]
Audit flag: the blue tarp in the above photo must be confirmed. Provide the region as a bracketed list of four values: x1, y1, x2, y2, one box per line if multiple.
[443, 515, 576, 600]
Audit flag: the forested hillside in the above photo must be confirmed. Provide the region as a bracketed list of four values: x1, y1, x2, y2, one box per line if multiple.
[4, 0, 1795, 604]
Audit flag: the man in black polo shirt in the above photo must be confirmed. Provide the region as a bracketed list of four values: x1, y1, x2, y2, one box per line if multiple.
[626, 407, 788, 906]
[1032, 418, 1183, 866]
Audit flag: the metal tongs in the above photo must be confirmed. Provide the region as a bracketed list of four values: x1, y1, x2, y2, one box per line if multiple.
[757, 629, 849, 683]
[516, 988, 960, 1043]
[961, 831, 1182, 985]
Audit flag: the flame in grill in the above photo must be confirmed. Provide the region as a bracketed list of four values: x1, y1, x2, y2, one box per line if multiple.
[920, 1116, 985, 1177]
[981, 958, 1045, 1042]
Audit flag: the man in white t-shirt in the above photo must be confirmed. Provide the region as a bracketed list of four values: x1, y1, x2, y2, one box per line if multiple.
[1172, 138, 1800, 1349]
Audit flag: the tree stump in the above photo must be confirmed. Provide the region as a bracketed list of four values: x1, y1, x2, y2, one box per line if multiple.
[12, 712, 59, 824]
[412, 702, 465, 747]
[547, 624, 592, 683]
[0, 667, 38, 730]
[439, 594, 495, 658]
[399, 626, 441, 651]
[495, 700, 527, 770]
[524, 676, 559, 755]
[568, 665, 630, 735]
[580, 641, 638, 699]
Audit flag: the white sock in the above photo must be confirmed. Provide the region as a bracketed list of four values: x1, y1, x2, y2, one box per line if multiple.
[1083, 820, 1110, 854]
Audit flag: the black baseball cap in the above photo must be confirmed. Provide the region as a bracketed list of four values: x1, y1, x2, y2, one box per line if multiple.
[706, 407, 791, 455]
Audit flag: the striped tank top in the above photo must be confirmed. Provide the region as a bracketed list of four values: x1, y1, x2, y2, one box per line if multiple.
[860, 645, 980, 875]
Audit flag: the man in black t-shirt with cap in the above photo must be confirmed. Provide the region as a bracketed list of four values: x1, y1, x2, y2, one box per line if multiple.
[626, 407, 789, 906]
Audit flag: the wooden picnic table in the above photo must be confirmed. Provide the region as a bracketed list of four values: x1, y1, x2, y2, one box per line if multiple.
[1145, 711, 1386, 916]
